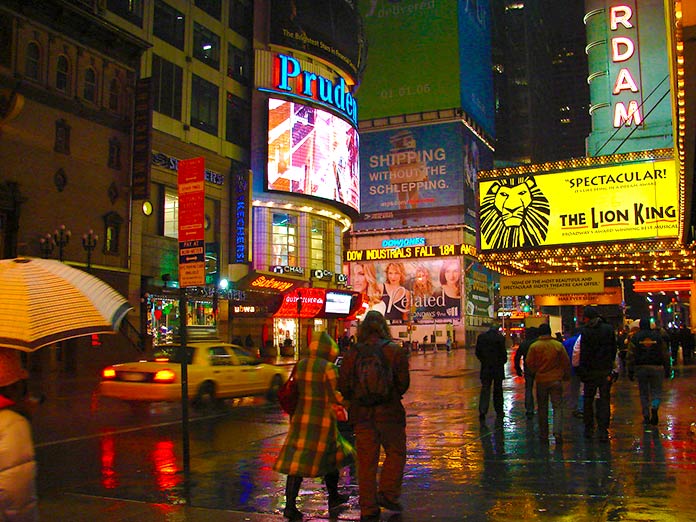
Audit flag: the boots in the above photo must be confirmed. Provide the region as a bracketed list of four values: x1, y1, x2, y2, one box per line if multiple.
[325, 470, 349, 514]
[283, 475, 303, 521]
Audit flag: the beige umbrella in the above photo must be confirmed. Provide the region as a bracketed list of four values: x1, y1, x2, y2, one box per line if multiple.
[0, 257, 132, 352]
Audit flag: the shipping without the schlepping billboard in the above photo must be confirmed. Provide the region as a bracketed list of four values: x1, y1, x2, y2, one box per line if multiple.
[360, 122, 490, 221]
[357, 0, 494, 138]
[478, 158, 678, 251]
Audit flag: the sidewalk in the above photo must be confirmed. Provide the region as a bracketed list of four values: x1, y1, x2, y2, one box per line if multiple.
[34, 349, 696, 521]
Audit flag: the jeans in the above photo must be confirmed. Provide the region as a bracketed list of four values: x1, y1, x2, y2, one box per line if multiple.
[479, 366, 504, 416]
[354, 420, 407, 518]
[524, 372, 535, 415]
[635, 365, 664, 418]
[535, 380, 564, 438]
[583, 375, 612, 435]
[567, 374, 583, 413]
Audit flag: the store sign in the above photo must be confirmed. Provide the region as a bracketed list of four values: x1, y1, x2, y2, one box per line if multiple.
[232, 168, 249, 264]
[132, 78, 152, 200]
[500, 272, 605, 297]
[248, 274, 295, 292]
[608, 2, 642, 128]
[381, 237, 426, 249]
[178, 158, 206, 287]
[312, 269, 334, 281]
[345, 243, 477, 262]
[479, 158, 678, 251]
[271, 265, 305, 276]
[273, 54, 358, 125]
[335, 273, 347, 285]
[535, 287, 622, 306]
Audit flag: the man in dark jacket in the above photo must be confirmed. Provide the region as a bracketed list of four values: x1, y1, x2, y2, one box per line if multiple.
[514, 326, 539, 417]
[338, 311, 410, 522]
[578, 306, 617, 442]
[627, 318, 671, 426]
[475, 323, 507, 422]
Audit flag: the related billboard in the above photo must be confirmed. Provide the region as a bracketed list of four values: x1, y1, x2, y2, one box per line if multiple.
[357, 0, 494, 138]
[267, 98, 359, 213]
[269, 0, 364, 76]
[478, 158, 678, 251]
[359, 122, 491, 220]
[348, 257, 478, 324]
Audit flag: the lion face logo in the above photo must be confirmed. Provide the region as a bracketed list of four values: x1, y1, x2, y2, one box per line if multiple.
[480, 176, 550, 249]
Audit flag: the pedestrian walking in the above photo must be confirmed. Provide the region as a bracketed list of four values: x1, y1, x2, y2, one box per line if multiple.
[0, 348, 38, 522]
[562, 330, 584, 418]
[274, 331, 354, 521]
[525, 323, 571, 444]
[577, 306, 617, 442]
[475, 323, 508, 422]
[338, 311, 410, 522]
[627, 318, 671, 426]
[514, 326, 539, 417]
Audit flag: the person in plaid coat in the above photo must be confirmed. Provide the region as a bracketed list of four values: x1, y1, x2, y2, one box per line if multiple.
[274, 331, 354, 520]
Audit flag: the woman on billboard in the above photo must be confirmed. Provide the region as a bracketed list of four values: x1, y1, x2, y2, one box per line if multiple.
[435, 259, 461, 319]
[351, 263, 385, 317]
[381, 262, 411, 322]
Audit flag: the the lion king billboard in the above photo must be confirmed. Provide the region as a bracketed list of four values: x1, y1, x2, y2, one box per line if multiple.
[478, 155, 678, 252]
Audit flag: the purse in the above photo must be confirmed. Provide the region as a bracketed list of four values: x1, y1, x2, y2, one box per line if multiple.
[278, 366, 298, 415]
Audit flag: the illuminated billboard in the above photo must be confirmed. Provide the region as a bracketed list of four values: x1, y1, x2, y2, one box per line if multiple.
[478, 158, 678, 252]
[267, 98, 359, 213]
[357, 0, 494, 138]
[269, 0, 364, 76]
[359, 122, 492, 220]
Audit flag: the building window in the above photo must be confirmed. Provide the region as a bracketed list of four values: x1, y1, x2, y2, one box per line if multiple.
[195, 0, 221, 19]
[83, 67, 97, 103]
[163, 187, 178, 239]
[191, 74, 218, 135]
[107, 0, 143, 26]
[225, 93, 249, 147]
[152, 54, 182, 120]
[271, 212, 297, 266]
[227, 43, 250, 85]
[102, 211, 123, 255]
[56, 56, 69, 92]
[193, 23, 220, 70]
[153, 0, 185, 50]
[229, 0, 252, 38]
[108, 137, 121, 169]
[25, 42, 40, 80]
[108, 78, 120, 111]
[54, 118, 70, 154]
[309, 218, 328, 270]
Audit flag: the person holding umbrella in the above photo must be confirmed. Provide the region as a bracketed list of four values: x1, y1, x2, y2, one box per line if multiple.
[0, 347, 38, 521]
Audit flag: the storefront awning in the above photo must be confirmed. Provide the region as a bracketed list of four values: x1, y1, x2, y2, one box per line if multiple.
[274, 288, 362, 319]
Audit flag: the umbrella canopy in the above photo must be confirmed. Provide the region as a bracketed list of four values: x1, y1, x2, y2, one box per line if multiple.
[0, 257, 133, 352]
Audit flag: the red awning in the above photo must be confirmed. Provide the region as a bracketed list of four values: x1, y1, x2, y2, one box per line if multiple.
[274, 288, 326, 318]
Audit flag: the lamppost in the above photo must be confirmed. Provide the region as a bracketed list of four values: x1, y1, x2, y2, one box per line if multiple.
[53, 225, 71, 262]
[296, 289, 303, 357]
[82, 229, 98, 272]
[39, 233, 54, 259]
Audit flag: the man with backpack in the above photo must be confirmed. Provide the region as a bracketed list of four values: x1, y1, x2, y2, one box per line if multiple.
[627, 318, 671, 426]
[338, 311, 410, 522]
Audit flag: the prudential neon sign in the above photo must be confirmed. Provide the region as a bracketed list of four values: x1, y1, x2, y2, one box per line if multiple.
[272, 54, 358, 125]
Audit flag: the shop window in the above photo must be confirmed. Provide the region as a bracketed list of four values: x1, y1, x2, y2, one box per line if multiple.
[163, 187, 178, 238]
[153, 1, 185, 50]
[193, 23, 220, 70]
[56, 56, 69, 92]
[271, 212, 297, 266]
[227, 43, 250, 85]
[191, 74, 218, 135]
[152, 54, 183, 120]
[225, 92, 249, 147]
[102, 211, 123, 255]
[195, 0, 221, 19]
[108, 78, 120, 111]
[309, 217, 328, 270]
[229, 0, 252, 38]
[25, 42, 40, 80]
[83, 67, 97, 103]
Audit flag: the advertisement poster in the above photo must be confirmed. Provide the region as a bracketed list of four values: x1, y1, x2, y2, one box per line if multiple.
[267, 98, 360, 212]
[360, 122, 489, 218]
[478, 158, 678, 251]
[349, 258, 469, 323]
[466, 262, 496, 319]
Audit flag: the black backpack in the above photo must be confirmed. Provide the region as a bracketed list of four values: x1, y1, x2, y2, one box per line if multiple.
[353, 340, 394, 406]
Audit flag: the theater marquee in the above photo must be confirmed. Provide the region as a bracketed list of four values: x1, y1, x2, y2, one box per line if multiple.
[478, 157, 678, 251]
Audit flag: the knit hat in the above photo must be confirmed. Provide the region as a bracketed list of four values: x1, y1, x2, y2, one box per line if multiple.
[0, 348, 28, 387]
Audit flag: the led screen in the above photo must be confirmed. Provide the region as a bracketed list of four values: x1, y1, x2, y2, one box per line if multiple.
[324, 291, 353, 315]
[267, 98, 360, 212]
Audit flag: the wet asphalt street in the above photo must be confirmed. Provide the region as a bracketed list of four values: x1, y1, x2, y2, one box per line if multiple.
[33, 347, 696, 521]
